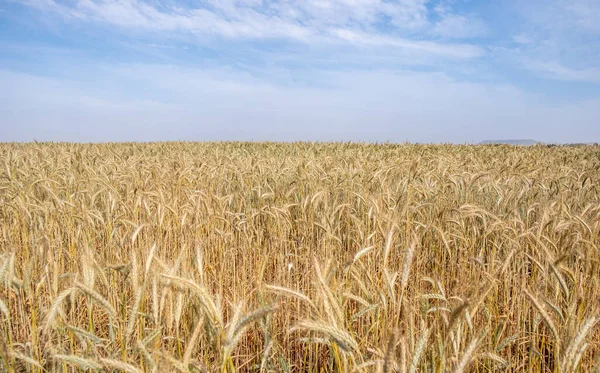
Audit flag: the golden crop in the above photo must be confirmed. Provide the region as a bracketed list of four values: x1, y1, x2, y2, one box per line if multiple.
[0, 142, 599, 372]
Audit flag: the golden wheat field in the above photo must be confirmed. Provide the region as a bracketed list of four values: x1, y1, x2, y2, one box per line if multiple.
[0, 142, 599, 372]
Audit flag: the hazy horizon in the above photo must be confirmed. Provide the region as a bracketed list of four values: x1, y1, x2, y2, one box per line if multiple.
[2, 0, 600, 143]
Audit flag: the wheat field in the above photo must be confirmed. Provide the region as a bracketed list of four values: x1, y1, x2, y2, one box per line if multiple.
[0, 142, 599, 372]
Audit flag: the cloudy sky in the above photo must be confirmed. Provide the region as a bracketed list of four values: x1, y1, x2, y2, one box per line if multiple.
[1, 0, 599, 143]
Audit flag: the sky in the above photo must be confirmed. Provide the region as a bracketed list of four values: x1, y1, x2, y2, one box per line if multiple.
[1, 0, 599, 143]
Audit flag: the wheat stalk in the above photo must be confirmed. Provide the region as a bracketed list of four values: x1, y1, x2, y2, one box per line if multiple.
[75, 282, 116, 320]
[453, 337, 479, 373]
[54, 354, 102, 370]
[44, 287, 76, 332]
[100, 357, 144, 373]
[291, 319, 360, 354]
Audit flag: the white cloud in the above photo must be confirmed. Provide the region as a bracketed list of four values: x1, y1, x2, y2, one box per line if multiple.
[517, 0, 600, 37]
[327, 29, 483, 58]
[201, 0, 431, 31]
[15, 0, 484, 59]
[432, 14, 486, 39]
[431, 2, 487, 39]
[506, 0, 600, 83]
[512, 34, 532, 45]
[524, 60, 600, 83]
[559, 0, 600, 34]
[2, 66, 598, 143]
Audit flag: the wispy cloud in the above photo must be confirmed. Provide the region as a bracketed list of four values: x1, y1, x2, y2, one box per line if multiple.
[430, 2, 487, 39]
[2, 65, 599, 143]
[326, 28, 482, 58]
[15, 0, 484, 59]
[524, 60, 600, 83]
[555, 0, 600, 34]
[507, 0, 600, 83]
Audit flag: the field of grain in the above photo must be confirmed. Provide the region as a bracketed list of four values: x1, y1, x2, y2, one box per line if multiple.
[0, 142, 599, 372]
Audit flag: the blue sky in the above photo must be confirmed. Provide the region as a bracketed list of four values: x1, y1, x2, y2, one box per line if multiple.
[1, 0, 599, 143]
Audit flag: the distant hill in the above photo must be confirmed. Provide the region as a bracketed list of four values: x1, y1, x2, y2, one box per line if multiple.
[479, 139, 540, 146]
